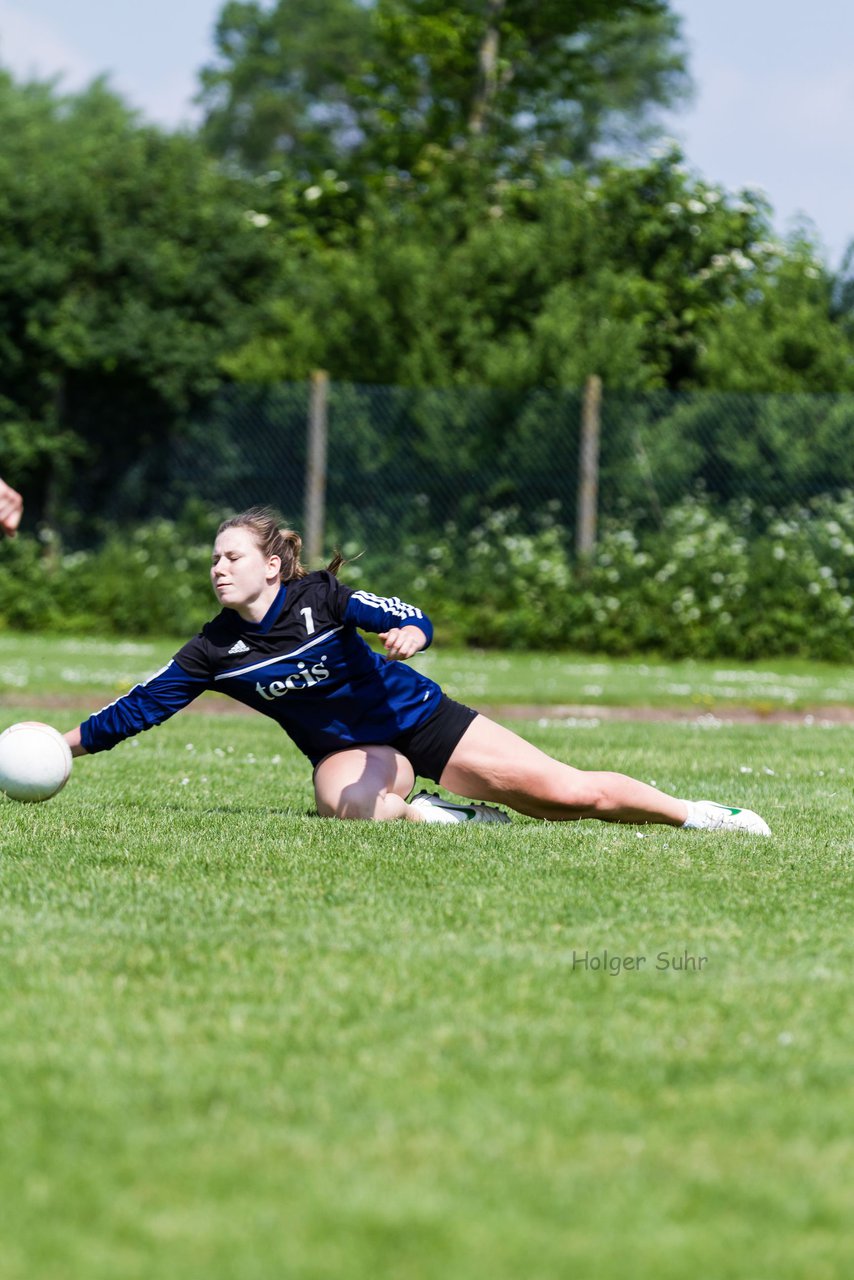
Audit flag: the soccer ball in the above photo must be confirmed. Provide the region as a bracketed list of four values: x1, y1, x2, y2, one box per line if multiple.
[0, 721, 73, 803]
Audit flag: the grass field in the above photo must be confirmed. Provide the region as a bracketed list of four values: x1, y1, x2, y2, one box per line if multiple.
[0, 644, 852, 1279]
[4, 633, 854, 710]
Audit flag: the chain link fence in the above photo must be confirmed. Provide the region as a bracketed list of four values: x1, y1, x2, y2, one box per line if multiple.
[109, 381, 854, 552]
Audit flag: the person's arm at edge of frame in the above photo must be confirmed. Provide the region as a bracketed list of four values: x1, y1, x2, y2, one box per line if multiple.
[0, 478, 23, 537]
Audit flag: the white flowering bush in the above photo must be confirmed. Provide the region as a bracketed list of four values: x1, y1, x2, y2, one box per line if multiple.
[381, 495, 854, 659]
[741, 494, 854, 660]
[0, 497, 852, 658]
[411, 503, 577, 647]
[0, 520, 212, 636]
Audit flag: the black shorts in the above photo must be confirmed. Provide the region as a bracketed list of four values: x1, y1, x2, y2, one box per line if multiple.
[314, 696, 478, 786]
[389, 695, 478, 783]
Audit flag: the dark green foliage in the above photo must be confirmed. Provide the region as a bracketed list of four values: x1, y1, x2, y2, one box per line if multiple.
[0, 31, 852, 549]
[0, 73, 277, 531]
[223, 150, 853, 395]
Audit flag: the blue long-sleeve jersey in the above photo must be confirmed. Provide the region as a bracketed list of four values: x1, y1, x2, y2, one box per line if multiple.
[81, 572, 443, 766]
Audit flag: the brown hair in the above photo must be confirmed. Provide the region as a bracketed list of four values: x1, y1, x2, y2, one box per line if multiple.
[216, 507, 344, 581]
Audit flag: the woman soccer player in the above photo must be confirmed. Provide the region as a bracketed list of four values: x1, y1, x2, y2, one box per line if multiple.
[64, 507, 770, 834]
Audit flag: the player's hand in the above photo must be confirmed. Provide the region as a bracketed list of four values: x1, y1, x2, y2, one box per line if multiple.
[379, 626, 427, 660]
[0, 478, 23, 537]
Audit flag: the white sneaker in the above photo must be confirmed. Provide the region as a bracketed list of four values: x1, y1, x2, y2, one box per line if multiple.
[409, 791, 512, 825]
[682, 800, 771, 836]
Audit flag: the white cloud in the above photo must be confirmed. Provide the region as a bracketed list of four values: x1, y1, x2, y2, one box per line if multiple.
[0, 1, 96, 88]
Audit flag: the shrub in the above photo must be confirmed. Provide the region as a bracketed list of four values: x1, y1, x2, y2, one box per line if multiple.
[0, 521, 212, 637]
[366, 494, 854, 660]
[2, 495, 853, 659]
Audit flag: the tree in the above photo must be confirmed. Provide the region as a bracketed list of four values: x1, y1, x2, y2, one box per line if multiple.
[221, 147, 813, 393]
[831, 239, 854, 340]
[0, 73, 278, 533]
[198, 0, 691, 177]
[372, 0, 691, 170]
[698, 243, 854, 393]
[199, 0, 375, 175]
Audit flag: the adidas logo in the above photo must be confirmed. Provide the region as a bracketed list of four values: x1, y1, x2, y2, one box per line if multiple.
[228, 639, 251, 655]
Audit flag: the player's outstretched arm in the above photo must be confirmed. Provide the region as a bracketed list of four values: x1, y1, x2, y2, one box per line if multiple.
[64, 726, 88, 758]
[73, 661, 209, 756]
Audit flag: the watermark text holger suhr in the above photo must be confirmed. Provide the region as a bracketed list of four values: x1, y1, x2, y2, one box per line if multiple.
[572, 949, 709, 975]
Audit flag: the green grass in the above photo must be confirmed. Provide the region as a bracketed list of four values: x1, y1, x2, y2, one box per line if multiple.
[3, 632, 854, 709]
[0, 695, 851, 1279]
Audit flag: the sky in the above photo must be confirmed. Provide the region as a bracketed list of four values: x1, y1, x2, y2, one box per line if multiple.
[1, 0, 852, 269]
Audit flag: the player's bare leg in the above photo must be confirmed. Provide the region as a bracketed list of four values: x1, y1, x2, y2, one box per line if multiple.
[314, 745, 418, 821]
[313, 743, 510, 824]
[441, 715, 687, 825]
[440, 716, 770, 832]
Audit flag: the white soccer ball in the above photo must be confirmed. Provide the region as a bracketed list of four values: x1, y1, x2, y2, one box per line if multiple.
[0, 721, 73, 803]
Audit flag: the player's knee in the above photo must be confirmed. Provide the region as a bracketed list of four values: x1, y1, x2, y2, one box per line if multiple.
[319, 792, 374, 820]
[318, 786, 404, 822]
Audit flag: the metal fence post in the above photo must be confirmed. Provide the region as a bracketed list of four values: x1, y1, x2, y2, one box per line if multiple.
[576, 374, 602, 557]
[305, 370, 329, 564]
